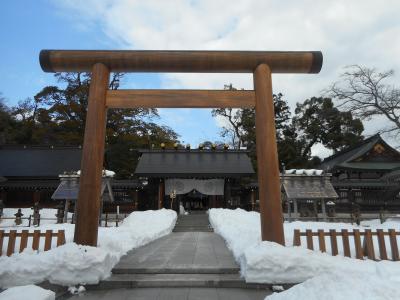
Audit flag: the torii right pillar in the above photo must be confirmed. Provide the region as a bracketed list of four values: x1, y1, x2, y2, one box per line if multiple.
[254, 63, 285, 245]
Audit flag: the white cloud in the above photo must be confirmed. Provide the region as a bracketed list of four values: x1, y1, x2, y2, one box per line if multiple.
[311, 143, 333, 159]
[53, 0, 400, 147]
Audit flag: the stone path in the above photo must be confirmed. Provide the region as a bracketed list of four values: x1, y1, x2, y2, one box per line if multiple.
[65, 214, 273, 299]
[114, 232, 237, 273]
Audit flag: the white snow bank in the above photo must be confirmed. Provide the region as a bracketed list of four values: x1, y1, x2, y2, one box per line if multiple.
[0, 209, 177, 288]
[1, 243, 115, 287]
[209, 208, 400, 284]
[242, 240, 400, 284]
[265, 272, 400, 300]
[0, 285, 55, 300]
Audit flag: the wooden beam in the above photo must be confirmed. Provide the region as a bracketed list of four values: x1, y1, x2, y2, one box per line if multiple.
[40, 50, 323, 74]
[106, 90, 255, 108]
[254, 63, 285, 245]
[74, 63, 109, 247]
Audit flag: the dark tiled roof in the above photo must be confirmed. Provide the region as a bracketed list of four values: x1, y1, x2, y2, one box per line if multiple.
[0, 146, 82, 177]
[135, 150, 255, 178]
[333, 180, 399, 189]
[381, 168, 400, 182]
[0, 178, 141, 190]
[281, 175, 338, 199]
[0, 179, 59, 190]
[336, 162, 400, 171]
[319, 135, 400, 171]
[51, 178, 114, 201]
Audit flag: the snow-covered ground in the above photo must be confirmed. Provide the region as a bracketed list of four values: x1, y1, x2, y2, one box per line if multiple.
[0, 209, 177, 288]
[266, 272, 400, 300]
[209, 208, 400, 299]
[0, 284, 55, 300]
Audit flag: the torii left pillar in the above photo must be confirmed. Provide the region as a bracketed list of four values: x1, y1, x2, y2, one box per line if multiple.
[74, 63, 109, 246]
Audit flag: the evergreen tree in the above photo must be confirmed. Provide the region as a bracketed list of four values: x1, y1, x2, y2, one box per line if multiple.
[212, 88, 364, 170]
[6, 73, 179, 178]
[293, 97, 364, 158]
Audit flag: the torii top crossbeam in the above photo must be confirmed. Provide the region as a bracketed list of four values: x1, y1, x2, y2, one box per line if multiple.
[40, 50, 322, 73]
[39, 49, 323, 247]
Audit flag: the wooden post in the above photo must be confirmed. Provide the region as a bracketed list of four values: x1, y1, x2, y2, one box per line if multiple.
[250, 189, 256, 211]
[158, 179, 164, 209]
[1, 190, 7, 202]
[388, 229, 399, 261]
[133, 190, 138, 210]
[341, 229, 351, 258]
[318, 230, 326, 253]
[224, 179, 231, 208]
[321, 200, 327, 221]
[293, 229, 301, 246]
[330, 229, 339, 256]
[33, 190, 41, 205]
[63, 200, 70, 223]
[313, 200, 318, 221]
[74, 63, 109, 246]
[254, 63, 285, 245]
[286, 196, 291, 221]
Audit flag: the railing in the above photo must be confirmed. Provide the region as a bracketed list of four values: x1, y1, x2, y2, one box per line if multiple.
[293, 229, 400, 261]
[285, 213, 400, 224]
[0, 229, 66, 256]
[0, 213, 129, 228]
[99, 213, 128, 227]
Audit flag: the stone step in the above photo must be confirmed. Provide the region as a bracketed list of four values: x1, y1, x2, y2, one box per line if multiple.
[112, 267, 240, 274]
[87, 273, 275, 289]
[176, 220, 210, 224]
[175, 222, 211, 226]
[177, 215, 209, 220]
[175, 224, 211, 228]
[173, 227, 214, 232]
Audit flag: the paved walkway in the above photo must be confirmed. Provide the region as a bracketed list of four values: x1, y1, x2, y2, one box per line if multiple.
[114, 232, 238, 272]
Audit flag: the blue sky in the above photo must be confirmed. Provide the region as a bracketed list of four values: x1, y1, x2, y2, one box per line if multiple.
[1, 0, 399, 154]
[0, 0, 222, 146]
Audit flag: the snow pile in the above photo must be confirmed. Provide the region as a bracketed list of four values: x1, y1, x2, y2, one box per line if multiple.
[0, 209, 177, 288]
[0, 285, 55, 300]
[242, 240, 400, 283]
[266, 272, 400, 300]
[97, 209, 178, 257]
[209, 208, 400, 285]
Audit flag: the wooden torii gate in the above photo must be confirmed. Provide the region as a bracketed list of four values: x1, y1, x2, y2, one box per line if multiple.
[40, 50, 323, 247]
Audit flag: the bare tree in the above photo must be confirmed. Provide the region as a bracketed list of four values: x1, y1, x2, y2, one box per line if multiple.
[328, 65, 400, 136]
[211, 84, 244, 149]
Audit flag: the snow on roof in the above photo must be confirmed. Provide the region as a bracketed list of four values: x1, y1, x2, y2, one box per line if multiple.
[284, 169, 324, 176]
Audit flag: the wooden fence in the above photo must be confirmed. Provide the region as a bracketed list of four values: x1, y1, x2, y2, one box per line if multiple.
[0, 230, 66, 256]
[0, 213, 129, 228]
[100, 213, 128, 227]
[293, 229, 400, 261]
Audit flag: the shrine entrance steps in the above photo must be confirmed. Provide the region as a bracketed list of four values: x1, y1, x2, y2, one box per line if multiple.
[84, 232, 273, 293]
[173, 212, 214, 232]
